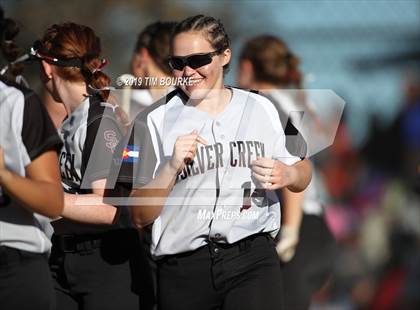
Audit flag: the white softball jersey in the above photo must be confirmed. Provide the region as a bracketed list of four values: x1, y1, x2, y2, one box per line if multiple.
[111, 87, 301, 258]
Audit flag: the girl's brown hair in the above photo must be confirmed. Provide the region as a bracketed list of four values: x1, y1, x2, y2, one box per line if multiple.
[135, 21, 177, 75]
[239, 35, 302, 88]
[39, 22, 110, 101]
[39, 22, 129, 127]
[171, 15, 231, 73]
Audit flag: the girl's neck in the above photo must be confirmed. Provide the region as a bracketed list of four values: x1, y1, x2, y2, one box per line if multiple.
[61, 82, 89, 114]
[193, 87, 232, 118]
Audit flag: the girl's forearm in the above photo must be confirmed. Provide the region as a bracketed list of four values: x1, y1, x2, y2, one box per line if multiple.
[61, 193, 119, 225]
[0, 169, 63, 218]
[129, 162, 179, 228]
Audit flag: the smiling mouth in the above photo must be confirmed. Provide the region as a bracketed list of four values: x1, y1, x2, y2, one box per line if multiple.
[188, 78, 204, 86]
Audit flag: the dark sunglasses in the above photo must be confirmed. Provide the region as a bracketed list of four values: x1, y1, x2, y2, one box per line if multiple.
[168, 50, 222, 71]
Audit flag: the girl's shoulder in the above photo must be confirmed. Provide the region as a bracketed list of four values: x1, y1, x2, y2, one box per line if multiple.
[230, 86, 279, 115]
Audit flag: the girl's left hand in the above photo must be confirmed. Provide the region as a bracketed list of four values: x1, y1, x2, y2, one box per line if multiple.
[251, 157, 297, 190]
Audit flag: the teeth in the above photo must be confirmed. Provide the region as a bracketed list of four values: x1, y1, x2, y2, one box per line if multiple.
[189, 78, 203, 85]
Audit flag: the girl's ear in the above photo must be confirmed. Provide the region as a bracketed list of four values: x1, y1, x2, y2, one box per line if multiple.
[41, 60, 53, 79]
[221, 48, 231, 67]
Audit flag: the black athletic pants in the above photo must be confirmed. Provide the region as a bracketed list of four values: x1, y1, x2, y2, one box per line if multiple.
[157, 233, 283, 310]
[0, 246, 55, 310]
[49, 228, 155, 310]
[281, 214, 337, 309]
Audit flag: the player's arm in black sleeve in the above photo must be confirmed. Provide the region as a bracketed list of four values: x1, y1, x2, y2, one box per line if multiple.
[22, 91, 63, 159]
[60, 111, 123, 225]
[0, 90, 63, 218]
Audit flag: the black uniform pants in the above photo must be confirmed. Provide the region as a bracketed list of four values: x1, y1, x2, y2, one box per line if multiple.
[49, 229, 155, 310]
[0, 246, 55, 310]
[157, 233, 283, 310]
[281, 214, 337, 309]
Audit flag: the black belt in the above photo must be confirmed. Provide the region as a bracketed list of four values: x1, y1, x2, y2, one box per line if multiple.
[159, 233, 272, 264]
[52, 233, 103, 253]
[207, 233, 272, 255]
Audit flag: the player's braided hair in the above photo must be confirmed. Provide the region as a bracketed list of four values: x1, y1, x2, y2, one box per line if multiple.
[172, 15, 231, 73]
[239, 35, 302, 88]
[39, 22, 129, 127]
[39, 22, 111, 101]
[135, 21, 177, 75]
[0, 6, 23, 76]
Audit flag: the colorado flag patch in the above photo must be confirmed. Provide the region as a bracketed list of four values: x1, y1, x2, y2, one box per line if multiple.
[122, 145, 139, 163]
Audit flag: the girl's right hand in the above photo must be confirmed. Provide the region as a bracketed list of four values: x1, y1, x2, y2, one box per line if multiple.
[169, 130, 207, 173]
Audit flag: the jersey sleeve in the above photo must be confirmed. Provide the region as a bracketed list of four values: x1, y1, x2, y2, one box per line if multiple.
[131, 117, 158, 188]
[264, 93, 307, 159]
[105, 114, 158, 196]
[272, 132, 301, 166]
[257, 95, 302, 166]
[21, 91, 62, 162]
[104, 93, 171, 204]
[81, 113, 123, 185]
[283, 118, 307, 160]
[113, 125, 136, 186]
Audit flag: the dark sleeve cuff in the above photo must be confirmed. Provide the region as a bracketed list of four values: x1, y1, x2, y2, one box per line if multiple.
[28, 135, 63, 162]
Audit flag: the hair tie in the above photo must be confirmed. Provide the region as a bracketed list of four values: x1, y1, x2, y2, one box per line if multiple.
[92, 58, 108, 74]
[88, 84, 115, 92]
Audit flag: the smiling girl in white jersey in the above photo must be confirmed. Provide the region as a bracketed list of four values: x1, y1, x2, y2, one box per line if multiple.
[118, 15, 312, 310]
